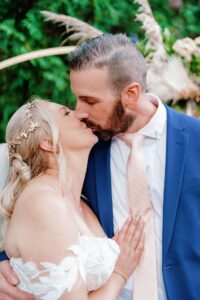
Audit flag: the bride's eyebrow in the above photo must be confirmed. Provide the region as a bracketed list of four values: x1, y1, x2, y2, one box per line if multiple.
[59, 106, 69, 114]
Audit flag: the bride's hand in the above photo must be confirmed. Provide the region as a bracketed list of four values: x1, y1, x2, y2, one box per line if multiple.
[112, 215, 144, 282]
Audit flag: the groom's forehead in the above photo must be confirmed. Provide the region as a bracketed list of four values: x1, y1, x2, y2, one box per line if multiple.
[70, 68, 113, 97]
[70, 67, 109, 85]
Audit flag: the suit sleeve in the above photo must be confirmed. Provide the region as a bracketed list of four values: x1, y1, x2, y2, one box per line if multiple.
[0, 251, 8, 261]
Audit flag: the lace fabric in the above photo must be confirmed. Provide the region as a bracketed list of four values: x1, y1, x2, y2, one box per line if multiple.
[10, 235, 120, 300]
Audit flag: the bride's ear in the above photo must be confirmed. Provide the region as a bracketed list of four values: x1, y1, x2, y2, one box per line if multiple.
[39, 136, 54, 153]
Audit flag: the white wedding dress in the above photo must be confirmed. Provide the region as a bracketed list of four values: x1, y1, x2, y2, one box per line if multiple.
[10, 235, 120, 300]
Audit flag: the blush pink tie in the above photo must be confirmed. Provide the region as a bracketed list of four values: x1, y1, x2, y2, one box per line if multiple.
[121, 133, 158, 300]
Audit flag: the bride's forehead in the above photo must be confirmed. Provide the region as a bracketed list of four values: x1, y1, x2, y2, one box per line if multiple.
[42, 102, 70, 118]
[44, 102, 63, 112]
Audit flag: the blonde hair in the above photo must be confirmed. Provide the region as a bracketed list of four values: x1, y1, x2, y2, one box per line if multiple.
[0, 98, 68, 250]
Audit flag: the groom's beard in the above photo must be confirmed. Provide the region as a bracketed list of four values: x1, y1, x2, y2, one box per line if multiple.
[85, 99, 135, 141]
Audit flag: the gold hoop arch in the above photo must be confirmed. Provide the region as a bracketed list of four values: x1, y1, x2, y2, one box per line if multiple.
[0, 46, 76, 70]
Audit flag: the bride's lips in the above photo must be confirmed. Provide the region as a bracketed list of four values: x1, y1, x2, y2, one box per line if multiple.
[89, 127, 96, 132]
[87, 125, 96, 132]
[81, 122, 94, 132]
[82, 123, 96, 132]
[81, 120, 98, 133]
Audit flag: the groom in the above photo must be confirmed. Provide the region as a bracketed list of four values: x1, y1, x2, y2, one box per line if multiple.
[69, 34, 200, 300]
[0, 33, 200, 300]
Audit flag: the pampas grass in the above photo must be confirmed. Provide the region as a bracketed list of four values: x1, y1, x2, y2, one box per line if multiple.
[41, 11, 103, 45]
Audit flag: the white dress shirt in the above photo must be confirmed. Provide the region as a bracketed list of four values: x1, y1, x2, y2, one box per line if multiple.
[110, 97, 167, 300]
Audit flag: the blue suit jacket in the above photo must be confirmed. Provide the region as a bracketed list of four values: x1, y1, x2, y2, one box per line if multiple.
[82, 106, 200, 300]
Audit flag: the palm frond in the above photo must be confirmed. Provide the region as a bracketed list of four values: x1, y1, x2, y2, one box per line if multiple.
[41, 11, 103, 45]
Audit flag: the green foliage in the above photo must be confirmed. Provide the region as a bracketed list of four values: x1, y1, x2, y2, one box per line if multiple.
[190, 56, 200, 77]
[150, 0, 200, 38]
[0, 0, 199, 141]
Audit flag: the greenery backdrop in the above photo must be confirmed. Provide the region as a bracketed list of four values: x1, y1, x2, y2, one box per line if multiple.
[0, 0, 200, 142]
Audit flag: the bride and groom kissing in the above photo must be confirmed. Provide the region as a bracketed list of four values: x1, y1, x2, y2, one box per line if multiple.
[0, 34, 200, 300]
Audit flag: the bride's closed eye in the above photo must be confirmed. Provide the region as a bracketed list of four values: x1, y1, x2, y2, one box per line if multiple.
[65, 111, 71, 116]
[60, 106, 71, 117]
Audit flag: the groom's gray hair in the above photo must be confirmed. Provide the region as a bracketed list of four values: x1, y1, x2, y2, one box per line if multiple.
[68, 33, 147, 93]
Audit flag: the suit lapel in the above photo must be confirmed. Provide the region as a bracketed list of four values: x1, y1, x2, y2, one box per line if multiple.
[94, 141, 114, 237]
[163, 107, 189, 260]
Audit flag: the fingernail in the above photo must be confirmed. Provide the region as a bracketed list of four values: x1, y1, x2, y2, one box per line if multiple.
[11, 276, 19, 285]
[128, 215, 133, 222]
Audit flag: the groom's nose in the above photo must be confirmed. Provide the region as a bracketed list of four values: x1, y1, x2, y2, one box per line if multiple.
[75, 110, 90, 120]
[75, 102, 90, 120]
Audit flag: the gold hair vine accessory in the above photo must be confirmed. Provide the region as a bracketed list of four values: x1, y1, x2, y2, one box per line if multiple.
[8, 103, 40, 156]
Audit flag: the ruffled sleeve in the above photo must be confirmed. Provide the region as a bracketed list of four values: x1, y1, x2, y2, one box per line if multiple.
[10, 236, 120, 299]
[10, 246, 86, 300]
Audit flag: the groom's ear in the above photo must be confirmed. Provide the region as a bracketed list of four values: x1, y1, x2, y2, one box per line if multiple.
[121, 82, 141, 110]
[39, 136, 54, 153]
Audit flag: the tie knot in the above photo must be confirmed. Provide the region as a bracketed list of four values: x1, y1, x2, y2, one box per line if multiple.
[119, 133, 144, 149]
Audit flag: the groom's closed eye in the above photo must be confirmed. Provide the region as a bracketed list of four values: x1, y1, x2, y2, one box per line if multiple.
[79, 96, 99, 105]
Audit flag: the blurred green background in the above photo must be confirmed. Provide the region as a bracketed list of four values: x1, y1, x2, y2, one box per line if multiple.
[0, 0, 200, 142]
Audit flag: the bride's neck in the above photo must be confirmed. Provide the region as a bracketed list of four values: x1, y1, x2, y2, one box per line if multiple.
[45, 150, 89, 204]
[67, 150, 89, 203]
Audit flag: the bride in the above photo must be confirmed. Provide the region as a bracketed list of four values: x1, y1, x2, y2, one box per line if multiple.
[0, 99, 144, 299]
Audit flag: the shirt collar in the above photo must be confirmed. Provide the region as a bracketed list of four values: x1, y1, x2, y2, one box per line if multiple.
[137, 94, 167, 140]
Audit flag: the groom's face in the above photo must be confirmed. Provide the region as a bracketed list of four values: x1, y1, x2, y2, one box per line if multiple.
[70, 67, 134, 141]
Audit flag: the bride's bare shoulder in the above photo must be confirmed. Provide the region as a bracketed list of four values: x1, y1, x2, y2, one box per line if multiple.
[14, 177, 72, 227]
[8, 180, 79, 261]
[18, 175, 63, 205]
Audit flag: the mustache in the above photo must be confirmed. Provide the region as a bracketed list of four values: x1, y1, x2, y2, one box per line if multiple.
[82, 119, 101, 131]
[82, 118, 116, 141]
